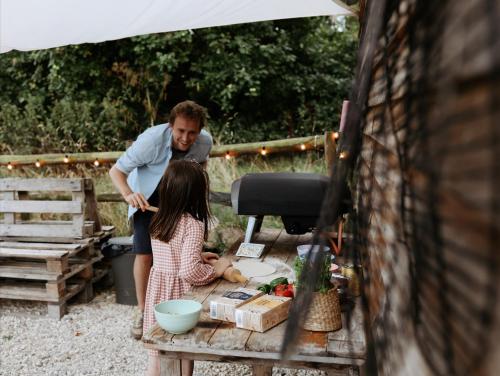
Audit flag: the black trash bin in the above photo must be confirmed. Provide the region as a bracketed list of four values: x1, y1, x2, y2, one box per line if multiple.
[101, 236, 137, 306]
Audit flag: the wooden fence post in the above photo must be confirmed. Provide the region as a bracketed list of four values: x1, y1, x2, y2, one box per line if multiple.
[324, 131, 337, 176]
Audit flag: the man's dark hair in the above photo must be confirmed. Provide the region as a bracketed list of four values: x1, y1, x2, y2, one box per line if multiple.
[169, 100, 208, 130]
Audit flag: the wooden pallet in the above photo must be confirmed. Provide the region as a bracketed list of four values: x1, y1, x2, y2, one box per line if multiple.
[0, 178, 114, 317]
[0, 225, 115, 245]
[0, 247, 71, 274]
[0, 256, 102, 318]
[0, 178, 101, 239]
[0, 240, 94, 258]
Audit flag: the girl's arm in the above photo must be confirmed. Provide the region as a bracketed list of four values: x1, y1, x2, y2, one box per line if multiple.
[179, 218, 218, 286]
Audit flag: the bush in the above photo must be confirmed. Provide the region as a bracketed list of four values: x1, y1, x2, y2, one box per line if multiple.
[0, 17, 358, 153]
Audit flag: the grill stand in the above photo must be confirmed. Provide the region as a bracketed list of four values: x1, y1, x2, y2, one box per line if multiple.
[244, 215, 263, 243]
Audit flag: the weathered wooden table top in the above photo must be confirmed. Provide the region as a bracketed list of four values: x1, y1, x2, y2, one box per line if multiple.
[143, 229, 366, 367]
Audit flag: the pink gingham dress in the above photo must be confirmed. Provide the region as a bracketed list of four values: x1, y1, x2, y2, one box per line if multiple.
[143, 214, 217, 353]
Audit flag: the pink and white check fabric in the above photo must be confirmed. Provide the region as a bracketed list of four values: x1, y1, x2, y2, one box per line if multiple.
[143, 214, 217, 355]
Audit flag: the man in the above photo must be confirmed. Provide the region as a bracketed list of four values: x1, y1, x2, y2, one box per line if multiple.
[109, 100, 213, 339]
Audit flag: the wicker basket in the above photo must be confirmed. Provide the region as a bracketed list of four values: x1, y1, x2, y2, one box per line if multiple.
[303, 288, 342, 332]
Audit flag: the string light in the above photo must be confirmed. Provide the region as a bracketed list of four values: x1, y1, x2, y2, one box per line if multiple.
[339, 151, 348, 160]
[4, 139, 327, 168]
[333, 132, 340, 140]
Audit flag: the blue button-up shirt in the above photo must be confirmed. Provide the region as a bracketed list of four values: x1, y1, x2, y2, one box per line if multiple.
[115, 123, 212, 218]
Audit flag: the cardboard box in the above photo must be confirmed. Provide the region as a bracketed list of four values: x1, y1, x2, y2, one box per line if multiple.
[234, 295, 292, 332]
[209, 288, 264, 322]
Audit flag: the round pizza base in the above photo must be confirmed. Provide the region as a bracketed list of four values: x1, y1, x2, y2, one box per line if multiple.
[232, 259, 276, 278]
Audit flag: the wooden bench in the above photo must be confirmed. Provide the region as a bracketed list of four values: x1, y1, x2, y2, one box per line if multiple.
[143, 230, 366, 376]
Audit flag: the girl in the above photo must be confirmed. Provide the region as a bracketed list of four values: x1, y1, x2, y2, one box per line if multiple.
[143, 160, 231, 376]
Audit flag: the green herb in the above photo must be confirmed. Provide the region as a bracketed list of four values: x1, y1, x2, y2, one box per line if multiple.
[256, 284, 272, 294]
[293, 254, 332, 293]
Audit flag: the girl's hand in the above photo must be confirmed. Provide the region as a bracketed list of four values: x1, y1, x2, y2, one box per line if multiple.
[201, 252, 219, 264]
[213, 258, 232, 277]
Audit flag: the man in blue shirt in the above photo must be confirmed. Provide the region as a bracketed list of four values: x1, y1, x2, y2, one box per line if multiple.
[109, 100, 213, 339]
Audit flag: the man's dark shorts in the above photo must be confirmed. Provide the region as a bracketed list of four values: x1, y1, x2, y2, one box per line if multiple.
[132, 187, 159, 255]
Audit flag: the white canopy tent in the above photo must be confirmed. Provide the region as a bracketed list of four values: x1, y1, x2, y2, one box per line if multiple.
[0, 0, 351, 53]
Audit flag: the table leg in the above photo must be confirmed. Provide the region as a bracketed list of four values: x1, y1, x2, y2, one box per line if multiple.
[326, 367, 359, 376]
[159, 358, 181, 376]
[252, 365, 272, 376]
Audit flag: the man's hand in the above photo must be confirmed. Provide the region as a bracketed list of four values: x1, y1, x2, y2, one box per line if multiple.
[124, 192, 149, 211]
[201, 252, 219, 264]
[109, 165, 150, 211]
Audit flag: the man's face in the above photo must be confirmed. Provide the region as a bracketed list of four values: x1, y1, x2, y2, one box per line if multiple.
[171, 116, 201, 151]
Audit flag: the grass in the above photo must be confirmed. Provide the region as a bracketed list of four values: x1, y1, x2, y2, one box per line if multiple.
[1, 151, 328, 236]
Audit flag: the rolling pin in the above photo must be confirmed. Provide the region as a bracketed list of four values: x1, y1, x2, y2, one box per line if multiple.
[223, 267, 248, 283]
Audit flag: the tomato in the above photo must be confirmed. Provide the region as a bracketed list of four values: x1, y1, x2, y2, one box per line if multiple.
[275, 283, 294, 298]
[269, 277, 289, 290]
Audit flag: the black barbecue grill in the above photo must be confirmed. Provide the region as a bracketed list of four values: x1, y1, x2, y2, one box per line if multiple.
[231, 172, 330, 242]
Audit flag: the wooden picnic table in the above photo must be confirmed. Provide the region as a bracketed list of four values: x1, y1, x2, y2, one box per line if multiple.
[143, 229, 366, 376]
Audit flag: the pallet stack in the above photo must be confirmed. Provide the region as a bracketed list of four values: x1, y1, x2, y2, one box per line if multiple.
[0, 178, 114, 318]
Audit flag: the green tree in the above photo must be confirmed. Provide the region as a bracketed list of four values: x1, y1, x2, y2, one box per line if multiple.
[0, 16, 358, 154]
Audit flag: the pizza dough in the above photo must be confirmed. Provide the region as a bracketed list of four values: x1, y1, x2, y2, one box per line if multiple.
[232, 259, 276, 278]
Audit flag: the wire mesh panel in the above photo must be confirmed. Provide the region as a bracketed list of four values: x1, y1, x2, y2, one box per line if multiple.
[356, 0, 500, 374]
[282, 0, 500, 375]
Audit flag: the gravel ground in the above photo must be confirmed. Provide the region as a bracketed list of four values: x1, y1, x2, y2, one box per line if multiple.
[0, 288, 326, 376]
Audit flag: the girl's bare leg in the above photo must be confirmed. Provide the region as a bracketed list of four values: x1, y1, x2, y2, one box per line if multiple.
[146, 355, 160, 376]
[181, 359, 194, 376]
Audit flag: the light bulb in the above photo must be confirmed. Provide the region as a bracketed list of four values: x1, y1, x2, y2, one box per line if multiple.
[225, 152, 231, 160]
[300, 144, 306, 151]
[35, 160, 41, 168]
[260, 147, 267, 156]
[7, 162, 13, 170]
[63, 155, 70, 163]
[93, 159, 100, 167]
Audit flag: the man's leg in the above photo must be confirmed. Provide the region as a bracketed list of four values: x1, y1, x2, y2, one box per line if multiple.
[131, 253, 152, 340]
[130, 188, 158, 339]
[134, 253, 152, 311]
[130, 223, 152, 341]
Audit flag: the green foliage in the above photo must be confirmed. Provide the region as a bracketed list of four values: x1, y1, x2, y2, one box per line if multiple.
[293, 253, 332, 293]
[0, 17, 358, 153]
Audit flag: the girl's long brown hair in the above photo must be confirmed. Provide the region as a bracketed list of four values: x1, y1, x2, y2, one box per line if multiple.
[149, 160, 211, 242]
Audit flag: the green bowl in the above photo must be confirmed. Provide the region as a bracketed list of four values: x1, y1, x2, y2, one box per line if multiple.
[154, 300, 202, 334]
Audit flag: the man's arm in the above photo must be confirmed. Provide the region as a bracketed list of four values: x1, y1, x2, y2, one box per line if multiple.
[109, 164, 149, 211]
